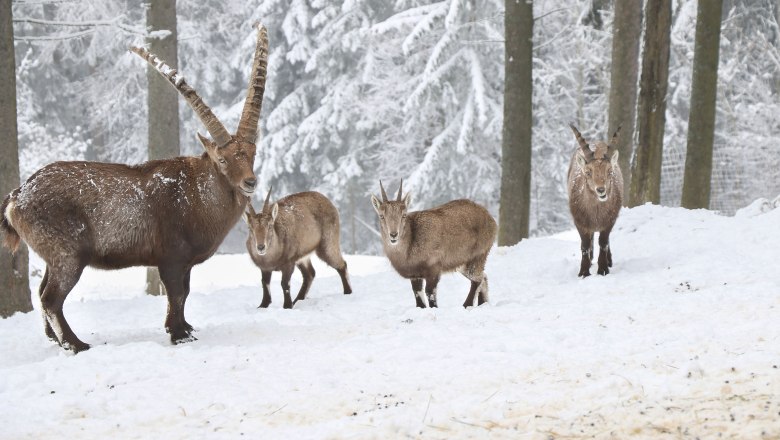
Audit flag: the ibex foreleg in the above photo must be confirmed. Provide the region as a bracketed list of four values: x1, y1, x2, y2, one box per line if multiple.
[578, 230, 594, 277]
[280, 265, 295, 309]
[410, 278, 426, 308]
[425, 275, 440, 308]
[161, 265, 196, 344]
[597, 228, 613, 276]
[259, 270, 272, 308]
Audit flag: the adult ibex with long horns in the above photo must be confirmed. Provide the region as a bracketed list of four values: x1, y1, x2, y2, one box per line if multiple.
[370, 181, 496, 308]
[567, 124, 623, 277]
[245, 189, 352, 309]
[0, 24, 269, 353]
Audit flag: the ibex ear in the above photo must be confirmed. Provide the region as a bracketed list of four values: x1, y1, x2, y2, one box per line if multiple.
[402, 192, 412, 207]
[610, 150, 620, 167]
[575, 150, 588, 171]
[196, 132, 215, 152]
[370, 194, 382, 214]
[271, 203, 279, 221]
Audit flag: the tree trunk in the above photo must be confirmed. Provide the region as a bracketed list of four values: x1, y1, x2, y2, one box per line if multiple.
[681, 0, 723, 209]
[608, 0, 642, 204]
[0, 0, 33, 317]
[145, 0, 180, 296]
[629, 0, 672, 207]
[498, 0, 533, 246]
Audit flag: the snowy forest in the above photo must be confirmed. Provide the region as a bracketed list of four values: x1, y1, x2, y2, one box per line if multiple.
[8, 0, 780, 255]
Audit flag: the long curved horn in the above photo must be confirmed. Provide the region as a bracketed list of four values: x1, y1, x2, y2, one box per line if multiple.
[379, 180, 388, 202]
[131, 46, 232, 147]
[608, 124, 622, 155]
[569, 123, 593, 161]
[262, 186, 273, 212]
[397, 179, 403, 201]
[235, 23, 269, 143]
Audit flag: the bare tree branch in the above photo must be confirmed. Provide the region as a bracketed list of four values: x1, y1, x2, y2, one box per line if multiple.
[12, 14, 146, 39]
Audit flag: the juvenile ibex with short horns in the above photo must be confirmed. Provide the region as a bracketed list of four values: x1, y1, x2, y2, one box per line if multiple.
[245, 188, 352, 309]
[0, 24, 269, 352]
[371, 181, 496, 308]
[567, 124, 623, 277]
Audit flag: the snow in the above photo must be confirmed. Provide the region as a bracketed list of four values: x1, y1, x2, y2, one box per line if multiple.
[1, 204, 779, 438]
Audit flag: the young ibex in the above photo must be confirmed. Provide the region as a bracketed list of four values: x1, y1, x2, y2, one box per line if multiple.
[567, 124, 623, 277]
[0, 24, 269, 353]
[370, 181, 496, 308]
[245, 189, 352, 309]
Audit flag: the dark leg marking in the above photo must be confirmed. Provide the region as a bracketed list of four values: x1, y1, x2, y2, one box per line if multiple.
[259, 270, 272, 308]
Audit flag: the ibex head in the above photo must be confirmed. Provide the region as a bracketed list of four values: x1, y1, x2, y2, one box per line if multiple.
[245, 187, 278, 256]
[132, 23, 270, 197]
[371, 180, 412, 246]
[569, 124, 621, 202]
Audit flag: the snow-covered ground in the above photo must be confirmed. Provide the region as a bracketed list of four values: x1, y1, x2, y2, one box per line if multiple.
[1, 203, 779, 439]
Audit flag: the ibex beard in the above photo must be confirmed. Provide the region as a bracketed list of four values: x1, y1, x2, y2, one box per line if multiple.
[0, 24, 270, 353]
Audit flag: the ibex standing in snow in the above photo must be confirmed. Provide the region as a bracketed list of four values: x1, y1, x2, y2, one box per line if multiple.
[0, 24, 269, 352]
[245, 188, 352, 309]
[567, 124, 623, 277]
[371, 181, 496, 308]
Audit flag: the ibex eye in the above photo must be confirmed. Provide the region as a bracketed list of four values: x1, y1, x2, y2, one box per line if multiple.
[379, 215, 384, 219]
[219, 158, 226, 164]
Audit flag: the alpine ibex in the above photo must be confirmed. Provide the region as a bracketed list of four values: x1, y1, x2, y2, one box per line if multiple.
[370, 181, 496, 308]
[0, 24, 269, 353]
[245, 189, 352, 309]
[567, 124, 623, 277]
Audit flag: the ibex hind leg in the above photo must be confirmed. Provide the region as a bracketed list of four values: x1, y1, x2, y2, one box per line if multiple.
[41, 260, 90, 353]
[459, 257, 488, 308]
[38, 267, 57, 342]
[293, 259, 315, 304]
[476, 276, 489, 305]
[316, 243, 352, 295]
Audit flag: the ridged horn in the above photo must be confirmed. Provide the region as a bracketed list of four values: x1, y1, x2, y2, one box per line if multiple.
[235, 23, 269, 143]
[397, 179, 403, 201]
[379, 180, 388, 202]
[569, 123, 593, 161]
[131, 46, 233, 148]
[608, 124, 622, 155]
[262, 186, 273, 212]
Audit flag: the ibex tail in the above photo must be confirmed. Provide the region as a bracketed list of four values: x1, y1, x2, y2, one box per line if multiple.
[1, 194, 20, 253]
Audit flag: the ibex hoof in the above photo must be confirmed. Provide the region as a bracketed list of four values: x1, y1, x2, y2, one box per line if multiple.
[171, 334, 198, 345]
[578, 270, 591, 278]
[597, 266, 610, 276]
[258, 301, 271, 308]
[64, 340, 91, 354]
